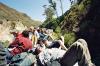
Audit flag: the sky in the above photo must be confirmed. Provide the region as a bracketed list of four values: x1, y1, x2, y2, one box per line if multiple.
[0, 0, 71, 22]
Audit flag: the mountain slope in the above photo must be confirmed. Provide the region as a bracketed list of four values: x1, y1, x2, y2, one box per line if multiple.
[0, 2, 41, 27]
[0, 2, 42, 42]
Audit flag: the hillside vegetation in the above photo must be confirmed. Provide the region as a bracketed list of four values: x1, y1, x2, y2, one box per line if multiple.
[42, 0, 91, 47]
[42, 0, 100, 65]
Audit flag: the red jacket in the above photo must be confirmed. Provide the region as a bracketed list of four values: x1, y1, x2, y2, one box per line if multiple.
[9, 34, 32, 56]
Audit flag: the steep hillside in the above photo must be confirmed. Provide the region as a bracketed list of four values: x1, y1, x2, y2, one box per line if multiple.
[75, 0, 100, 66]
[42, 0, 100, 65]
[60, 0, 91, 31]
[0, 2, 42, 43]
[60, 0, 100, 65]
[61, 0, 100, 65]
[0, 2, 41, 27]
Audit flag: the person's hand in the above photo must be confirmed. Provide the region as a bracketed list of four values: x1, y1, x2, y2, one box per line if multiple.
[48, 33, 52, 36]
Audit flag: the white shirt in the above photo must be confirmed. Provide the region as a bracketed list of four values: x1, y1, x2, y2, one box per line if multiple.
[34, 30, 40, 39]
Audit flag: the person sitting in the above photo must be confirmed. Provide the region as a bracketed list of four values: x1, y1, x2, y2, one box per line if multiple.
[6, 30, 32, 63]
[34, 28, 40, 39]
[31, 29, 38, 47]
[8, 39, 45, 66]
[28, 27, 35, 40]
[36, 39, 46, 51]
[10, 39, 95, 66]
[43, 36, 68, 51]
[36, 39, 95, 66]
[37, 28, 53, 43]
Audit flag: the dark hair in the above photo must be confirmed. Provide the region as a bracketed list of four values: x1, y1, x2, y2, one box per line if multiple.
[42, 39, 48, 43]
[22, 30, 29, 38]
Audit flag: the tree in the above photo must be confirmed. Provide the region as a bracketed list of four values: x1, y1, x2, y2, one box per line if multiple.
[48, 0, 58, 18]
[43, 5, 55, 21]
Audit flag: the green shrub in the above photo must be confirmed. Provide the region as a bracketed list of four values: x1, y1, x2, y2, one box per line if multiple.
[52, 32, 61, 40]
[55, 26, 61, 33]
[64, 32, 76, 47]
[78, 3, 84, 12]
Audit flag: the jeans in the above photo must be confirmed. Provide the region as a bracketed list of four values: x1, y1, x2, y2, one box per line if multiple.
[60, 39, 95, 66]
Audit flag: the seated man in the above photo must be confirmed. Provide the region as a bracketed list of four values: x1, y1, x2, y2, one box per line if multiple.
[9, 39, 45, 66]
[61, 39, 95, 66]
[9, 39, 95, 66]
[37, 39, 95, 66]
[43, 36, 68, 51]
[36, 39, 46, 51]
[6, 30, 32, 62]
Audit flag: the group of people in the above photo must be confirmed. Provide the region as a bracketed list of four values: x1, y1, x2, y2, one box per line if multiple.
[0, 27, 95, 66]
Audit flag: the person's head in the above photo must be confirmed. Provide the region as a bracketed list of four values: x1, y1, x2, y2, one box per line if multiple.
[10, 32, 17, 37]
[40, 28, 44, 34]
[32, 29, 36, 34]
[10, 29, 19, 37]
[42, 39, 48, 45]
[22, 30, 29, 38]
[37, 39, 43, 45]
[29, 26, 34, 32]
[34, 48, 41, 55]
[37, 28, 41, 33]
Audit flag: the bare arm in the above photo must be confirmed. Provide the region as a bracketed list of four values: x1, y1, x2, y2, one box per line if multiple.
[58, 40, 68, 51]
